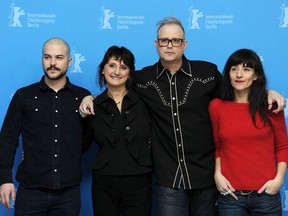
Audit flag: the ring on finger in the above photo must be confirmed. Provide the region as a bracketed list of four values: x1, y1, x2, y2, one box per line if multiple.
[282, 98, 287, 107]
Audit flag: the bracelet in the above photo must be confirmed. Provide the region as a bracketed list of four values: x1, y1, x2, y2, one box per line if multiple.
[91, 95, 97, 100]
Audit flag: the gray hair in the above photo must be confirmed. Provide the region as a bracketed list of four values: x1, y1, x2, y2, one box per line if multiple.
[156, 16, 185, 39]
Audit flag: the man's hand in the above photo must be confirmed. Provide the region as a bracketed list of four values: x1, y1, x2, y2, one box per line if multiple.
[79, 95, 96, 117]
[267, 90, 286, 113]
[0, 183, 16, 208]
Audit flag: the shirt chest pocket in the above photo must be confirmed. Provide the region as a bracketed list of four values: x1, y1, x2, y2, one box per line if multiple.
[23, 95, 81, 119]
[23, 96, 53, 124]
[24, 96, 51, 114]
[62, 97, 81, 114]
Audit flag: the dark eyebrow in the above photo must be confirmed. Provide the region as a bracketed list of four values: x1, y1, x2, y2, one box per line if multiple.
[56, 54, 65, 58]
[43, 54, 65, 57]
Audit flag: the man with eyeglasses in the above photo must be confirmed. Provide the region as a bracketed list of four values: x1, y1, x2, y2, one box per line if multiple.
[135, 16, 221, 216]
[79, 16, 285, 216]
[131, 16, 284, 216]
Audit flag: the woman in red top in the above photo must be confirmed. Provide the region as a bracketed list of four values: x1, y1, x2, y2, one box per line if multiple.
[209, 49, 288, 215]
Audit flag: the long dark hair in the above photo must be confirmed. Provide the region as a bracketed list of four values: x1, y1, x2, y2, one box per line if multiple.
[219, 49, 270, 126]
[98, 46, 135, 89]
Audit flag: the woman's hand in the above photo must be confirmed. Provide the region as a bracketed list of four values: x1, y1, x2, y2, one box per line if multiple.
[79, 95, 96, 117]
[258, 162, 287, 195]
[215, 171, 238, 200]
[257, 178, 282, 195]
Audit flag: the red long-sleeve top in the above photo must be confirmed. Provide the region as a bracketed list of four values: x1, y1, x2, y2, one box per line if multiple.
[209, 98, 288, 190]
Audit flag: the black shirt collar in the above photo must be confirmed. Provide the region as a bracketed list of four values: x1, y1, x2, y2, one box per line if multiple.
[156, 55, 193, 79]
[39, 75, 72, 91]
[95, 89, 138, 106]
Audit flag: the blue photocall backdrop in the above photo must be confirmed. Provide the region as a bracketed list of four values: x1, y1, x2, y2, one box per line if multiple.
[0, 0, 288, 215]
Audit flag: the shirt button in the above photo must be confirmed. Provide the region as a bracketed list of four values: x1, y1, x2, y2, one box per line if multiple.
[55, 139, 58, 142]
[176, 128, 179, 131]
[54, 169, 58, 172]
[55, 96, 58, 99]
[178, 144, 181, 147]
[55, 125, 58, 127]
[35, 108, 38, 112]
[172, 97, 175, 100]
[180, 159, 183, 162]
[54, 154, 58, 157]
[126, 126, 130, 131]
[174, 113, 177, 116]
[172, 82, 175, 85]
[125, 110, 130, 115]
[55, 110, 58, 113]
[34, 96, 38, 99]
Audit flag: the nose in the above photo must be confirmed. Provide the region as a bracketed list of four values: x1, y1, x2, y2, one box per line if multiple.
[114, 67, 120, 75]
[50, 57, 56, 66]
[236, 69, 243, 77]
[167, 40, 173, 48]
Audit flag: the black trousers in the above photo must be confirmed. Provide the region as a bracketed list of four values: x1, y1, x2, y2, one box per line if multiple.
[92, 173, 152, 216]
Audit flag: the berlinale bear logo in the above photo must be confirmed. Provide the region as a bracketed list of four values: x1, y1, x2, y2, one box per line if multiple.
[9, 3, 25, 27]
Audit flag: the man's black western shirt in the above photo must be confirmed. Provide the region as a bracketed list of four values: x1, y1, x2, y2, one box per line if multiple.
[0, 76, 90, 189]
[135, 56, 222, 189]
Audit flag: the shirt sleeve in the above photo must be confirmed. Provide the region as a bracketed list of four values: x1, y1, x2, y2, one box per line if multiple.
[270, 111, 288, 164]
[0, 90, 24, 185]
[208, 98, 221, 158]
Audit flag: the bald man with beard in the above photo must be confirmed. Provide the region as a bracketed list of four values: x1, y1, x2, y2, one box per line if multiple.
[0, 38, 90, 216]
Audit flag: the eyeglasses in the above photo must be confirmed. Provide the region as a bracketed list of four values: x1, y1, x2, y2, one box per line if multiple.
[157, 38, 184, 47]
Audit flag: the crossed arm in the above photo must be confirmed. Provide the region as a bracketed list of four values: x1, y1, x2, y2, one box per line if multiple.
[79, 90, 287, 117]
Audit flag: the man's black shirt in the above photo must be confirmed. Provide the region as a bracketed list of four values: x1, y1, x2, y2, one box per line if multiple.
[0, 76, 90, 189]
[135, 56, 222, 189]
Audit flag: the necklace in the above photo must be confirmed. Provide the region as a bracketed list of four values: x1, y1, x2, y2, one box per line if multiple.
[108, 90, 127, 105]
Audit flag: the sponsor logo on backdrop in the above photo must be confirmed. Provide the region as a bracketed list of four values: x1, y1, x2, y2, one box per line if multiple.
[188, 6, 203, 29]
[71, 50, 86, 73]
[9, 90, 15, 99]
[280, 2, 288, 28]
[99, 5, 144, 30]
[100, 7, 115, 29]
[8, 1, 56, 28]
[258, 54, 264, 62]
[187, 5, 234, 30]
[9, 2, 25, 27]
